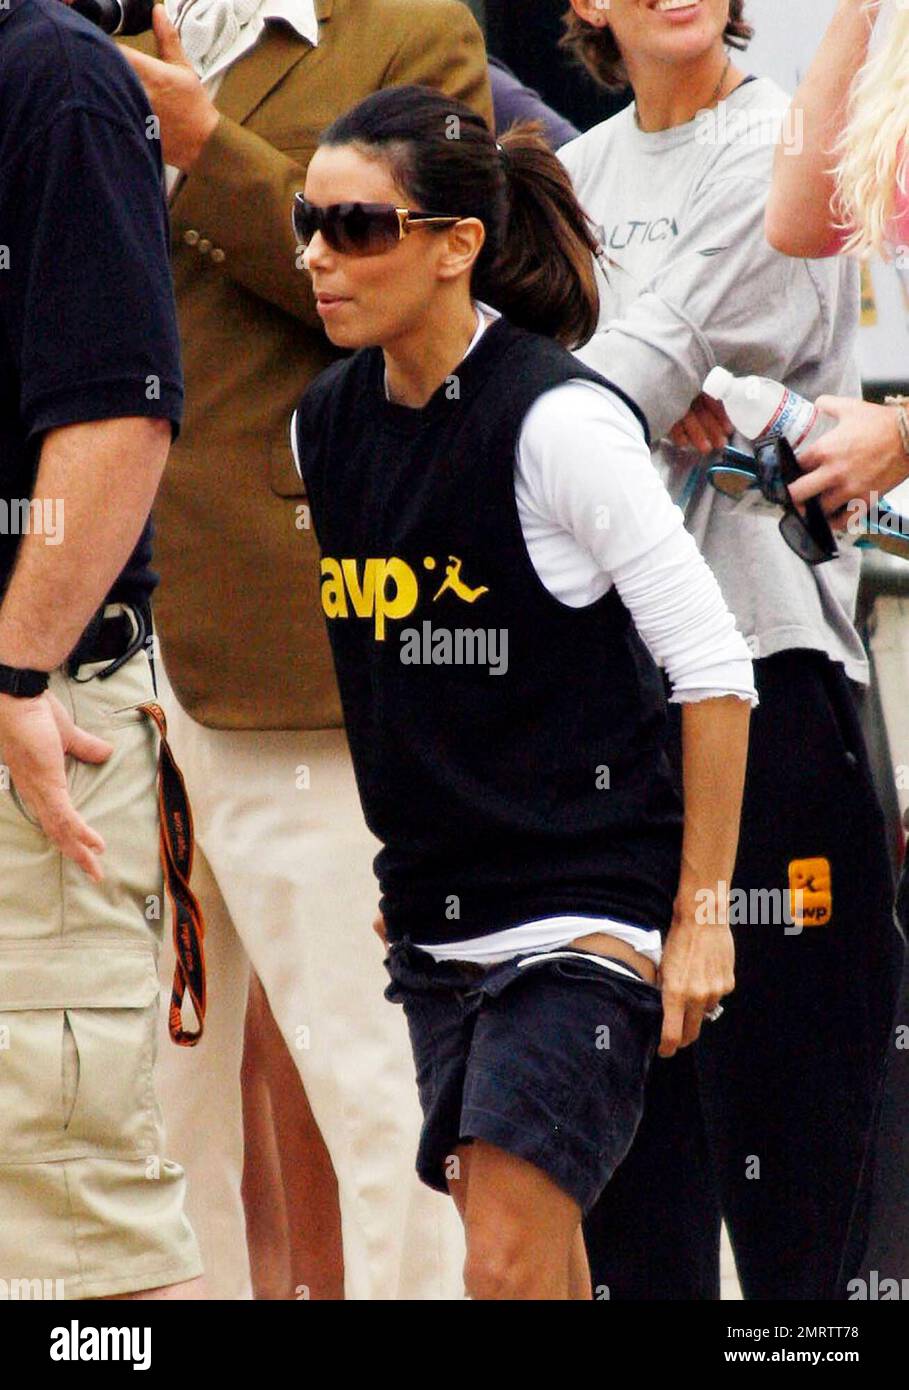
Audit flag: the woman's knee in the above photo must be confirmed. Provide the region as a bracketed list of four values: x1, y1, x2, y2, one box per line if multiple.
[463, 1218, 536, 1300]
[464, 1214, 571, 1300]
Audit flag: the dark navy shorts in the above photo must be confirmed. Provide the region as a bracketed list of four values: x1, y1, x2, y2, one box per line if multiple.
[383, 938, 664, 1215]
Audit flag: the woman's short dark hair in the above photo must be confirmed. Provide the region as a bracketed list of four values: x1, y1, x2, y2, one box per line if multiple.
[560, 2, 753, 92]
[319, 85, 602, 349]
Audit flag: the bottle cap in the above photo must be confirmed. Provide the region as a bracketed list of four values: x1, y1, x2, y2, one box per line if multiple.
[703, 366, 733, 399]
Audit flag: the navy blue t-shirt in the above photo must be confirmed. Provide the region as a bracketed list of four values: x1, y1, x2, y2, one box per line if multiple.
[0, 0, 184, 607]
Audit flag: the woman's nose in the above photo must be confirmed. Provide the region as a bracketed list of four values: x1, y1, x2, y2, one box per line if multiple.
[302, 230, 332, 272]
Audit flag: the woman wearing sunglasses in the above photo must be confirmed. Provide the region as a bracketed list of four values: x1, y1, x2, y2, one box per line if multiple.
[290, 84, 756, 1300]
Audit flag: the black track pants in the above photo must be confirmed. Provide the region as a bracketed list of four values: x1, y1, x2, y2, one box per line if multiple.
[584, 651, 906, 1300]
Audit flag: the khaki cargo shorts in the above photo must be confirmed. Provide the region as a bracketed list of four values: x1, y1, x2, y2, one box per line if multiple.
[0, 607, 202, 1299]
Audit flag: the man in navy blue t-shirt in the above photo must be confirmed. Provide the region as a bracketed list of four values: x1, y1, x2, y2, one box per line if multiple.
[0, 0, 203, 1299]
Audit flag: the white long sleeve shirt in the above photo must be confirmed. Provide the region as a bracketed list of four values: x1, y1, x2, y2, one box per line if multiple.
[416, 306, 755, 966]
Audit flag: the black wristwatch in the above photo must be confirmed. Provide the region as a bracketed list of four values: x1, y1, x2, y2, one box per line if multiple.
[0, 663, 50, 698]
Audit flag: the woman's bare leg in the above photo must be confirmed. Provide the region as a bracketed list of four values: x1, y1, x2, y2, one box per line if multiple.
[462, 1140, 583, 1300]
[242, 975, 345, 1300]
[569, 1227, 593, 1300]
[241, 977, 293, 1299]
[446, 1141, 473, 1222]
[267, 1014, 345, 1301]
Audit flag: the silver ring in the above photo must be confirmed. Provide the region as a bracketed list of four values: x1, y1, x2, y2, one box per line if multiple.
[704, 1004, 724, 1023]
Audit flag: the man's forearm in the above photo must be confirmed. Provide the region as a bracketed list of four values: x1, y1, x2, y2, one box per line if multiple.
[766, 0, 880, 256]
[0, 417, 170, 670]
[674, 696, 751, 918]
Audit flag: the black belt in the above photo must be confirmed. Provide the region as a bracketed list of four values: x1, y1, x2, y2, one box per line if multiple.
[66, 602, 151, 680]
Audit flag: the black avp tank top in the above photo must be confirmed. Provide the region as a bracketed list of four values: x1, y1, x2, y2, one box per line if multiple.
[296, 315, 682, 946]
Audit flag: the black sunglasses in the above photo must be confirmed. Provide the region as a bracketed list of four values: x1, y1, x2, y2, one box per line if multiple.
[708, 435, 839, 566]
[292, 195, 462, 257]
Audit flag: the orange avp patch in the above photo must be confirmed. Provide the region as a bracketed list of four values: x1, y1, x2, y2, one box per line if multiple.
[788, 857, 833, 928]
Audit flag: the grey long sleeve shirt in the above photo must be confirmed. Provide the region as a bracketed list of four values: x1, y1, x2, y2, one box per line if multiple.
[560, 76, 867, 682]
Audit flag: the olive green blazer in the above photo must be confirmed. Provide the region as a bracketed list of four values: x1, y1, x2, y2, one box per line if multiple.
[122, 0, 492, 728]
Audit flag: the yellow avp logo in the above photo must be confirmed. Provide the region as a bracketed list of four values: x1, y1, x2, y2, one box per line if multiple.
[321, 558, 418, 640]
[321, 555, 488, 639]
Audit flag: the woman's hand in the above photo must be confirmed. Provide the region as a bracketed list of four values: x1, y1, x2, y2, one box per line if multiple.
[372, 911, 388, 948]
[789, 397, 909, 523]
[668, 393, 733, 454]
[657, 908, 735, 1059]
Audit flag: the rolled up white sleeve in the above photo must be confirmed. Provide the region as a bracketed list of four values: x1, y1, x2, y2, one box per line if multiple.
[517, 380, 758, 706]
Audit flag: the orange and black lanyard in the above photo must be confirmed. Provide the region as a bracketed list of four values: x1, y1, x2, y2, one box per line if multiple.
[139, 702, 207, 1046]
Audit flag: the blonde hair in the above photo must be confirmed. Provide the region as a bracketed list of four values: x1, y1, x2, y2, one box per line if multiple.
[833, 2, 909, 259]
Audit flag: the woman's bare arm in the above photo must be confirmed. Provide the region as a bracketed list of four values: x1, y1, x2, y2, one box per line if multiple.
[766, 0, 883, 258]
[658, 696, 751, 1057]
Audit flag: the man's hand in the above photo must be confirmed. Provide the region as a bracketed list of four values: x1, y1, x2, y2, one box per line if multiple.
[668, 392, 733, 454]
[788, 396, 909, 523]
[657, 910, 735, 1058]
[0, 692, 112, 881]
[119, 6, 219, 172]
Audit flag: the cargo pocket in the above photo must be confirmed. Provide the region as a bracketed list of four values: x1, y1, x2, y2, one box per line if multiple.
[0, 1006, 67, 1163]
[0, 945, 160, 1164]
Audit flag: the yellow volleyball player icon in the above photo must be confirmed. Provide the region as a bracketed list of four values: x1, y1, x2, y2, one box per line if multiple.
[432, 556, 489, 604]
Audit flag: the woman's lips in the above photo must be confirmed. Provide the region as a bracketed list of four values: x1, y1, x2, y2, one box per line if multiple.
[315, 294, 351, 315]
[652, 0, 703, 19]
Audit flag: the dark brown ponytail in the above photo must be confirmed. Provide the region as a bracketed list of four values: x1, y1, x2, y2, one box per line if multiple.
[320, 86, 601, 349]
[484, 119, 600, 348]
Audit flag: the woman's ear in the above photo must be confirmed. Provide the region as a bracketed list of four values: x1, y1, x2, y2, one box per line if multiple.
[436, 217, 486, 283]
[569, 0, 610, 29]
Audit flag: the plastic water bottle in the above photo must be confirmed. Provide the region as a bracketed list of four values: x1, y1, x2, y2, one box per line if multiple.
[703, 366, 824, 449]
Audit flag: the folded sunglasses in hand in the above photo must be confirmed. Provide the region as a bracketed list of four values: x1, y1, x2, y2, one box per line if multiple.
[708, 435, 839, 566]
[710, 436, 909, 564]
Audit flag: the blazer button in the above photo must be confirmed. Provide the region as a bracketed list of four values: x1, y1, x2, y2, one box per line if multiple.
[183, 229, 200, 246]
[210, 247, 226, 264]
[198, 238, 212, 254]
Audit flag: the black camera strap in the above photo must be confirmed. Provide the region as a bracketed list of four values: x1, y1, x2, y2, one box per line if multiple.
[138, 701, 208, 1047]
